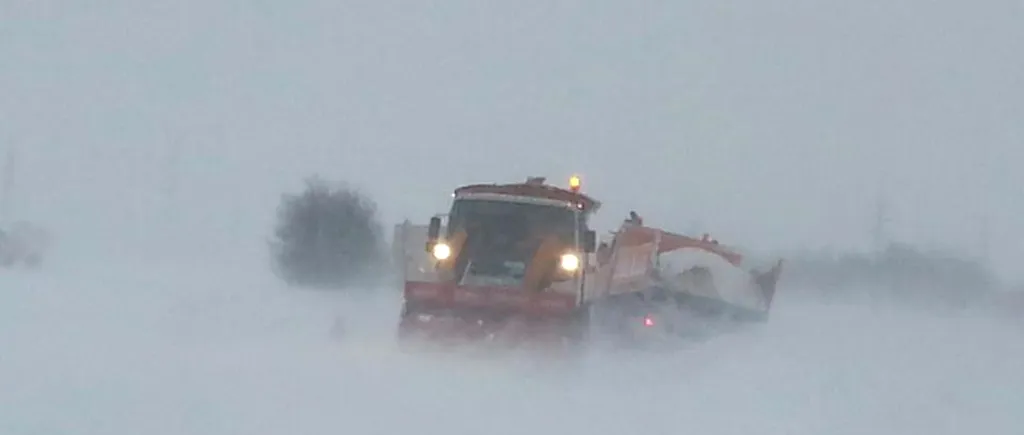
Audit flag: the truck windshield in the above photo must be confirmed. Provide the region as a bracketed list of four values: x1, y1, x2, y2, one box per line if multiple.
[447, 198, 581, 246]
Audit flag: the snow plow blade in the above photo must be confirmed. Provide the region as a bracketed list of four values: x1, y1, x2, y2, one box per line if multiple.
[593, 222, 784, 332]
[396, 282, 590, 354]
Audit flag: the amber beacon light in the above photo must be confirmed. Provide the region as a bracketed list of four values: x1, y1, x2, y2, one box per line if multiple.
[568, 175, 581, 192]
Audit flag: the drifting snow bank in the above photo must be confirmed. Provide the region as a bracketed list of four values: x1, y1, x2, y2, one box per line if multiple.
[658, 247, 767, 312]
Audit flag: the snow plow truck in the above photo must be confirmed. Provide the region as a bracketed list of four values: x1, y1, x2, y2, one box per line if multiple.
[394, 176, 783, 350]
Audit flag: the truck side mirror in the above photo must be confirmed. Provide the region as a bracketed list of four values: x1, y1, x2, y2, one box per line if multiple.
[425, 216, 442, 252]
[582, 230, 597, 253]
[427, 216, 441, 240]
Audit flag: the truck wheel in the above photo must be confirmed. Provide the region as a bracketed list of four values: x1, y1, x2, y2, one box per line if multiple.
[562, 304, 591, 349]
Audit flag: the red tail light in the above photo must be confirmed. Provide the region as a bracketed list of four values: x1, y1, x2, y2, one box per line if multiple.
[643, 316, 655, 327]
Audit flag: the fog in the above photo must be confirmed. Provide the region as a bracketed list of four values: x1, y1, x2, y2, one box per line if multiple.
[2, 1, 1023, 434]
[5, 0, 1023, 272]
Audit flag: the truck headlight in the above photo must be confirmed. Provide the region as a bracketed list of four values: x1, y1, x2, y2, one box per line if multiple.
[432, 243, 451, 260]
[559, 253, 580, 271]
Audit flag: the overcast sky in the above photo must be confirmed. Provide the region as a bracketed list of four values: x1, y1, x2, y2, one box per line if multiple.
[2, 0, 1021, 279]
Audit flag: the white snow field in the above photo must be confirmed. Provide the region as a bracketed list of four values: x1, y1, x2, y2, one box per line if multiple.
[4, 0, 1023, 433]
[3, 251, 1022, 435]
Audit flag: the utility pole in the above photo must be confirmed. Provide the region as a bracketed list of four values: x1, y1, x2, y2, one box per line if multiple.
[978, 215, 990, 264]
[161, 122, 222, 207]
[871, 192, 891, 253]
[159, 121, 223, 245]
[163, 129, 184, 208]
[1, 147, 15, 226]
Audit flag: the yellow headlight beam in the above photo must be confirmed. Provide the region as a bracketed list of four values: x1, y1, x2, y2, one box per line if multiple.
[432, 243, 451, 260]
[559, 253, 580, 271]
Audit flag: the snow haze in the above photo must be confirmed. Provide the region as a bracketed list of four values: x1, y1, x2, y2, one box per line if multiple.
[2, 1, 1023, 434]
[4, 0, 1023, 275]
[3, 255, 1023, 435]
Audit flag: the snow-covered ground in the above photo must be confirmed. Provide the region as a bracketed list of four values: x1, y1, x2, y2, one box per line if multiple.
[3, 252, 1022, 435]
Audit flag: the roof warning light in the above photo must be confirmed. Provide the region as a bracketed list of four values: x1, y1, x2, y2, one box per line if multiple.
[569, 175, 581, 192]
